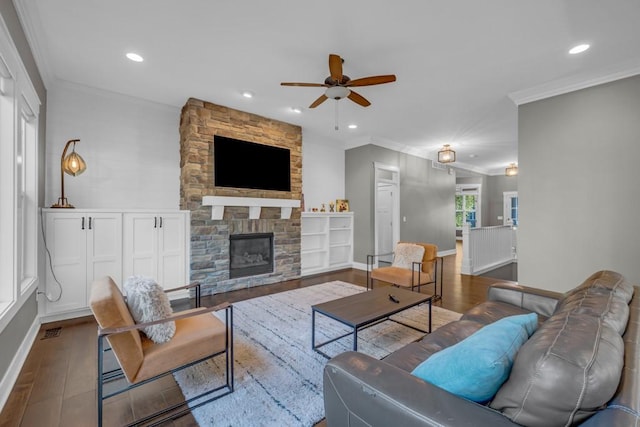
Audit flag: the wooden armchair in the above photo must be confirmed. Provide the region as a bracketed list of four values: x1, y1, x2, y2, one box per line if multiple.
[367, 242, 443, 300]
[89, 276, 233, 426]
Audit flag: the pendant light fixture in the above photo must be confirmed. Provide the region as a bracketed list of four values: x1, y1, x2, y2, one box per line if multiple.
[438, 144, 456, 163]
[505, 163, 518, 176]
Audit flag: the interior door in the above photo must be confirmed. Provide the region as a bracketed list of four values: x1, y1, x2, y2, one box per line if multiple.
[376, 183, 394, 263]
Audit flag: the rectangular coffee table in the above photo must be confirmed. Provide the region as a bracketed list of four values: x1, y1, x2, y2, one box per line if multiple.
[311, 287, 432, 359]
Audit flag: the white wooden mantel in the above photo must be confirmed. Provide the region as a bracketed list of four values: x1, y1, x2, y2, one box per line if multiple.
[202, 196, 301, 220]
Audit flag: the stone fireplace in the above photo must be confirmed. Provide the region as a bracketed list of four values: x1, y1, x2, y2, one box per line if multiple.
[179, 98, 302, 295]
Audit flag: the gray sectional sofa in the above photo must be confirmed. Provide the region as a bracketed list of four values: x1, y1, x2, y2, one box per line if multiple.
[323, 270, 639, 426]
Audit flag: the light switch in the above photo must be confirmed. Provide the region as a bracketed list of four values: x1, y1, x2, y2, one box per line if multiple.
[403, 216, 407, 222]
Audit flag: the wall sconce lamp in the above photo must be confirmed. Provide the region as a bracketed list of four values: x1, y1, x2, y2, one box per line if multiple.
[51, 139, 87, 208]
[438, 144, 456, 163]
[505, 163, 518, 177]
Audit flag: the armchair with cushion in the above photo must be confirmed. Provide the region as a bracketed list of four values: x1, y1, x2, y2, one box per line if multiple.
[367, 242, 442, 299]
[89, 276, 233, 426]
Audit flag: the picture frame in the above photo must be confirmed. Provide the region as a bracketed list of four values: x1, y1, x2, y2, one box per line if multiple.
[336, 199, 349, 212]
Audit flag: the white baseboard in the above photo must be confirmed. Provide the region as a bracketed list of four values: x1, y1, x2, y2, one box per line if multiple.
[0, 316, 40, 412]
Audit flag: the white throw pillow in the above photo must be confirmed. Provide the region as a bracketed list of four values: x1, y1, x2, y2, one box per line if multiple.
[123, 275, 176, 343]
[392, 243, 425, 270]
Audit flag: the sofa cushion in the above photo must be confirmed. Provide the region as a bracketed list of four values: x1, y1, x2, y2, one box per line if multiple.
[462, 300, 546, 326]
[383, 320, 484, 372]
[490, 312, 625, 426]
[411, 313, 538, 402]
[552, 271, 634, 336]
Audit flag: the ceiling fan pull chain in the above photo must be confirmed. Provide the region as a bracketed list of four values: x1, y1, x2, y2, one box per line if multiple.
[335, 100, 339, 131]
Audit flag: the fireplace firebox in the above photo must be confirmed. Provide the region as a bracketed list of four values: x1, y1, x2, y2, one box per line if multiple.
[229, 233, 274, 279]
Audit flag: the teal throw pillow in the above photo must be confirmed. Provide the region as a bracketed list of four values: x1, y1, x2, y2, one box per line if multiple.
[411, 312, 538, 402]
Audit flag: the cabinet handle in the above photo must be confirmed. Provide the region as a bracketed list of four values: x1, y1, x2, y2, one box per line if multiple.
[81, 217, 85, 230]
[159, 217, 163, 228]
[154, 217, 157, 228]
[88, 217, 92, 230]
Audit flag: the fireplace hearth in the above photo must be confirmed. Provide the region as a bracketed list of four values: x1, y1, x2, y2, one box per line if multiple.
[229, 233, 274, 279]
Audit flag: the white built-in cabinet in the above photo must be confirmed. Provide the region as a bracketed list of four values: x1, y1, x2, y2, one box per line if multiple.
[301, 212, 353, 276]
[41, 209, 190, 322]
[123, 213, 188, 289]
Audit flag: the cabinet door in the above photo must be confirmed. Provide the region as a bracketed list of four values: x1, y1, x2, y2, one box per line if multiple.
[86, 213, 123, 294]
[123, 214, 159, 281]
[157, 213, 186, 288]
[43, 213, 88, 314]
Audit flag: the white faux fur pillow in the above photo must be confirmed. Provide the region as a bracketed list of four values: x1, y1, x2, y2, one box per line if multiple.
[123, 275, 175, 343]
[392, 243, 425, 270]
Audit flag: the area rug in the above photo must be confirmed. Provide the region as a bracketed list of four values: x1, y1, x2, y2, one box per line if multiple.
[173, 281, 461, 426]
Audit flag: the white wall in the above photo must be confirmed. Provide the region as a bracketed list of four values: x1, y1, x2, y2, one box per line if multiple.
[45, 81, 181, 209]
[518, 75, 640, 292]
[301, 129, 345, 211]
[46, 83, 346, 212]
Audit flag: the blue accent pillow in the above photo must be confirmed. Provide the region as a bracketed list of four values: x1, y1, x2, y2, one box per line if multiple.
[411, 312, 538, 402]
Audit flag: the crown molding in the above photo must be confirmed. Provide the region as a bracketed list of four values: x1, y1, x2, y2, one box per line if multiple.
[508, 59, 640, 106]
[12, 0, 54, 88]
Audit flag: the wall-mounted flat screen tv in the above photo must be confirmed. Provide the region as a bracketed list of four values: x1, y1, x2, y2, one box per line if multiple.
[214, 136, 291, 192]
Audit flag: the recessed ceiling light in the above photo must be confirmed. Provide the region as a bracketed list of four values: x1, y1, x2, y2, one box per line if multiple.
[242, 91, 254, 98]
[469, 154, 477, 158]
[348, 124, 358, 129]
[126, 52, 144, 62]
[290, 107, 302, 114]
[569, 44, 590, 55]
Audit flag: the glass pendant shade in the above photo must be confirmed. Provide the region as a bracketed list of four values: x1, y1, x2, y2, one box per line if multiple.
[505, 163, 518, 176]
[62, 149, 87, 176]
[438, 144, 456, 163]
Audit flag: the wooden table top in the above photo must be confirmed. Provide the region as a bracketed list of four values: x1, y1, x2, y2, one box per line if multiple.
[312, 287, 432, 328]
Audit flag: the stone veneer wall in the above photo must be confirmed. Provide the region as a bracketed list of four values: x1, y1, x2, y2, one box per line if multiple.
[179, 98, 302, 294]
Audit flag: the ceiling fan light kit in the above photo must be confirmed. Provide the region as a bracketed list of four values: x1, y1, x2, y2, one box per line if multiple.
[325, 86, 350, 100]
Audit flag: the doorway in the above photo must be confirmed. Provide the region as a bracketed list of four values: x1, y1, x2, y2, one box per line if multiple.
[374, 163, 400, 265]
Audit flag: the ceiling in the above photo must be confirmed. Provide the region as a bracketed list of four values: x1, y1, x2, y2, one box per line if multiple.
[15, 0, 640, 175]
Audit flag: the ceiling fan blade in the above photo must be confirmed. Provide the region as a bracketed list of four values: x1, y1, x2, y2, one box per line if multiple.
[309, 94, 328, 108]
[329, 54, 343, 82]
[346, 75, 397, 87]
[347, 90, 371, 107]
[281, 82, 328, 87]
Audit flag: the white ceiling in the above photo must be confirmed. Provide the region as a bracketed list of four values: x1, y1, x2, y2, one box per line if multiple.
[15, 0, 640, 175]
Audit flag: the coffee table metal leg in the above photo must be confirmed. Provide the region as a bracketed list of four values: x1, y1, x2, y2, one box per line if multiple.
[311, 309, 316, 349]
[353, 328, 358, 351]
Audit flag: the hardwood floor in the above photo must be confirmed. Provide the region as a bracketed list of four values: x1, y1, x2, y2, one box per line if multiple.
[0, 243, 509, 427]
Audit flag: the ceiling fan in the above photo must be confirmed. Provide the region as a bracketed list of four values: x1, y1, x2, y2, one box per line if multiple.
[280, 54, 396, 109]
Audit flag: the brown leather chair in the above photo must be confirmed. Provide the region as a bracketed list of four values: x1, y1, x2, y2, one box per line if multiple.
[89, 276, 233, 426]
[367, 242, 442, 299]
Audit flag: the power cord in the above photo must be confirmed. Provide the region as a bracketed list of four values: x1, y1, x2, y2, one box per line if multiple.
[38, 208, 63, 302]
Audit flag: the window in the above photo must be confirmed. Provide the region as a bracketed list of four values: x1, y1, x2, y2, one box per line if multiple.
[456, 185, 481, 229]
[0, 19, 41, 330]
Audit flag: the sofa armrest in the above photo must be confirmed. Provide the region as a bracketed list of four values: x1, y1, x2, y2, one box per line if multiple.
[324, 351, 517, 427]
[487, 282, 562, 318]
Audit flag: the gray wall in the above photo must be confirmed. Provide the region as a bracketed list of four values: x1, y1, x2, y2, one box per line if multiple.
[486, 175, 518, 226]
[518, 75, 640, 292]
[0, 0, 46, 385]
[346, 144, 456, 263]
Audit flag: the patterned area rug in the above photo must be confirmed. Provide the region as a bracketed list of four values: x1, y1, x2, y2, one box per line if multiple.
[173, 281, 462, 426]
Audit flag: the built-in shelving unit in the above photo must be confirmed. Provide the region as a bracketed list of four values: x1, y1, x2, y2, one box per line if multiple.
[301, 212, 353, 276]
